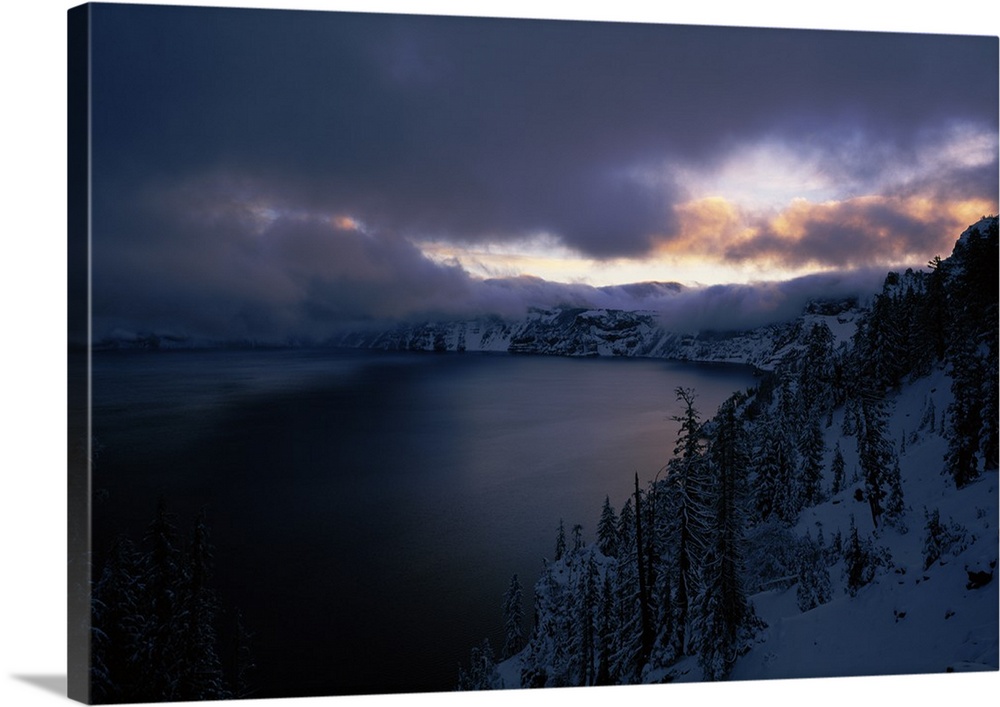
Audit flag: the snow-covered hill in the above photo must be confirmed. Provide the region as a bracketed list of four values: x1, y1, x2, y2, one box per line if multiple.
[332, 299, 862, 372]
[733, 368, 997, 682]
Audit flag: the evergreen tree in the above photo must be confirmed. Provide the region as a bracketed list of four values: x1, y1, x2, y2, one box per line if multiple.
[597, 496, 619, 558]
[90, 536, 145, 702]
[662, 387, 711, 656]
[90, 502, 248, 703]
[502, 574, 524, 660]
[554, 519, 567, 561]
[595, 573, 614, 685]
[843, 516, 886, 596]
[608, 497, 642, 683]
[830, 441, 846, 496]
[176, 512, 228, 701]
[136, 498, 186, 700]
[856, 394, 900, 529]
[572, 523, 585, 555]
[798, 322, 836, 419]
[753, 419, 798, 525]
[921, 508, 969, 570]
[458, 639, 501, 690]
[798, 416, 826, 508]
[632, 473, 653, 666]
[884, 459, 907, 532]
[944, 339, 985, 488]
[795, 532, 832, 612]
[696, 399, 760, 680]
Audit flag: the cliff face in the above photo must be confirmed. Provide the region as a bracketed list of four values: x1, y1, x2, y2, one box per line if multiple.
[331, 299, 861, 371]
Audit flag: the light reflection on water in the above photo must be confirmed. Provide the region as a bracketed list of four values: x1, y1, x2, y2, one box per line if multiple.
[90, 349, 755, 697]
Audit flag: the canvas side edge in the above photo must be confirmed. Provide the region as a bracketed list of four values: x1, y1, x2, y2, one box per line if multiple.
[67, 4, 93, 704]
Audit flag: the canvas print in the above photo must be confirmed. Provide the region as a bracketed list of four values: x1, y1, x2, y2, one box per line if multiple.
[67, 2, 999, 704]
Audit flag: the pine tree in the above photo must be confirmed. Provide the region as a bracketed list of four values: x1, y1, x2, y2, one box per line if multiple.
[597, 496, 619, 558]
[830, 441, 846, 496]
[795, 532, 832, 612]
[90, 503, 248, 702]
[595, 573, 614, 685]
[753, 420, 798, 525]
[457, 639, 501, 690]
[572, 523, 585, 555]
[944, 339, 985, 488]
[609, 498, 642, 683]
[856, 394, 900, 529]
[921, 508, 968, 570]
[798, 322, 836, 419]
[137, 498, 186, 700]
[90, 536, 145, 702]
[696, 399, 760, 680]
[843, 516, 885, 596]
[554, 519, 567, 561]
[798, 416, 826, 508]
[176, 512, 228, 701]
[502, 574, 524, 660]
[662, 387, 711, 656]
[884, 459, 907, 532]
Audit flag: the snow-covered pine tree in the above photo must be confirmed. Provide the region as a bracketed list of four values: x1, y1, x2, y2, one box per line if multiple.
[502, 574, 524, 660]
[595, 572, 614, 685]
[90, 536, 145, 702]
[752, 418, 799, 525]
[798, 416, 826, 508]
[921, 507, 969, 570]
[606, 497, 643, 683]
[176, 511, 228, 701]
[884, 458, 907, 532]
[798, 322, 836, 420]
[572, 523, 585, 555]
[696, 398, 760, 680]
[597, 496, 618, 559]
[136, 498, 187, 700]
[830, 441, 846, 496]
[795, 531, 832, 612]
[944, 339, 985, 488]
[554, 519, 567, 561]
[91, 502, 247, 702]
[662, 387, 711, 656]
[457, 639, 501, 690]
[842, 515, 886, 596]
[857, 393, 901, 529]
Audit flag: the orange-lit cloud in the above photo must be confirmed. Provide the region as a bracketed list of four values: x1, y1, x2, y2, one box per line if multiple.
[652, 191, 995, 277]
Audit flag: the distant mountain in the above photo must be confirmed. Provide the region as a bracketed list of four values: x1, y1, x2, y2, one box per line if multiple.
[330, 297, 861, 371]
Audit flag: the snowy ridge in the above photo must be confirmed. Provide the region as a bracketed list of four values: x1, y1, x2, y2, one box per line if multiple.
[332, 301, 861, 371]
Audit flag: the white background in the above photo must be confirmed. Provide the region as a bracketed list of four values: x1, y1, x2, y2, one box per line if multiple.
[1, 1, 997, 706]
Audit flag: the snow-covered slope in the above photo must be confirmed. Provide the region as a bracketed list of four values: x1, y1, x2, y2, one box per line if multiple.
[731, 369, 998, 682]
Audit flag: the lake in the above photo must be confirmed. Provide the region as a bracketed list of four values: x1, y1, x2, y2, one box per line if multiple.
[89, 349, 755, 697]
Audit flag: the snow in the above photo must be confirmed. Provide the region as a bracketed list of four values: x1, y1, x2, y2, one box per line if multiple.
[729, 367, 999, 682]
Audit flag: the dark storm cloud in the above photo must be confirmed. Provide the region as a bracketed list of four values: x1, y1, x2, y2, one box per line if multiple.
[88, 4, 997, 337]
[92, 5, 997, 252]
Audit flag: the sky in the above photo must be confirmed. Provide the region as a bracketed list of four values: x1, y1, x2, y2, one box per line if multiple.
[84, 2, 999, 342]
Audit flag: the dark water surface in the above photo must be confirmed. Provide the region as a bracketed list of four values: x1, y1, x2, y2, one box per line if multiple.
[90, 349, 755, 697]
